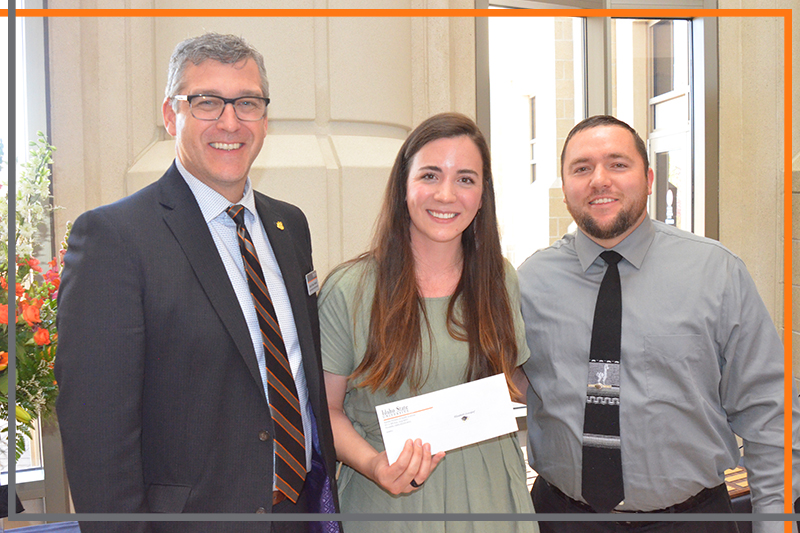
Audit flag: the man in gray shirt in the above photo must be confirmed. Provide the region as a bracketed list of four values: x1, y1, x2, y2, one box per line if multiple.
[518, 115, 797, 532]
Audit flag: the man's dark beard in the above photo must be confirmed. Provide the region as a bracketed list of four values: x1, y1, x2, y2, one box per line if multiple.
[570, 199, 646, 242]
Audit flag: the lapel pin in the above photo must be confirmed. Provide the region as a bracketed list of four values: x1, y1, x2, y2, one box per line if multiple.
[276, 221, 284, 230]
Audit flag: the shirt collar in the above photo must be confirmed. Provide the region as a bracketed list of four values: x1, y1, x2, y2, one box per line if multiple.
[175, 158, 256, 223]
[574, 215, 655, 272]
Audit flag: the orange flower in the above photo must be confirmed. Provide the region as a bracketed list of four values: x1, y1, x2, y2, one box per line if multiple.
[25, 257, 42, 272]
[48, 258, 57, 269]
[0, 304, 7, 325]
[27, 298, 44, 310]
[22, 304, 41, 326]
[0, 276, 7, 290]
[0, 352, 7, 372]
[33, 328, 51, 345]
[15, 283, 24, 298]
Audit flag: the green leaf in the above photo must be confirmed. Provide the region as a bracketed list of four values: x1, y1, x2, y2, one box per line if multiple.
[16, 341, 29, 363]
[0, 372, 7, 396]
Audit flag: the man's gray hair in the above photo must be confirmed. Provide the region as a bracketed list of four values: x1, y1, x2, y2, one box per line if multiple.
[165, 33, 269, 103]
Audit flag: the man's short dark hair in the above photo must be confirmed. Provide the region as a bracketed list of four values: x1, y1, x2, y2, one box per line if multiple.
[560, 115, 649, 176]
[165, 33, 269, 105]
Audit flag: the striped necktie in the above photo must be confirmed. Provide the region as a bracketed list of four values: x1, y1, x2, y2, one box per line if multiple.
[581, 250, 624, 513]
[227, 204, 307, 503]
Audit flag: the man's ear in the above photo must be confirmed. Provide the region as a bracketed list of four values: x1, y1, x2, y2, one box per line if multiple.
[162, 98, 177, 137]
[646, 167, 654, 195]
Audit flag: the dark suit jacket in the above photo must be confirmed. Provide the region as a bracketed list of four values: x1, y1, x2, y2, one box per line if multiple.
[55, 163, 339, 532]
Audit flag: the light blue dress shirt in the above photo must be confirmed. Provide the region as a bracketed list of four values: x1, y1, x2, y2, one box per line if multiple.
[176, 158, 313, 472]
[518, 215, 796, 532]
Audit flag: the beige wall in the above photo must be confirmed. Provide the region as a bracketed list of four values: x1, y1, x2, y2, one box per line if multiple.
[790, 0, 800, 378]
[718, 12, 785, 330]
[49, 1, 476, 279]
[713, 3, 797, 377]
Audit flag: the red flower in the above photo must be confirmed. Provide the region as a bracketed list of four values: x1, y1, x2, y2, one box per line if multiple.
[43, 268, 61, 295]
[0, 352, 7, 372]
[21, 304, 41, 326]
[26, 258, 43, 273]
[0, 276, 6, 290]
[15, 283, 24, 298]
[0, 304, 7, 325]
[33, 328, 51, 345]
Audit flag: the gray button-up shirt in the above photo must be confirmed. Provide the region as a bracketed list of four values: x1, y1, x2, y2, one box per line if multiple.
[519, 216, 794, 530]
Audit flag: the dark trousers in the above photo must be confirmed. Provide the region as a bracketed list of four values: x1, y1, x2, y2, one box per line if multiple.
[532, 476, 739, 533]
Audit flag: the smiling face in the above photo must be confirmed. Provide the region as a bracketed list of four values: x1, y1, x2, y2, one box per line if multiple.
[406, 135, 484, 254]
[162, 58, 267, 203]
[561, 125, 654, 248]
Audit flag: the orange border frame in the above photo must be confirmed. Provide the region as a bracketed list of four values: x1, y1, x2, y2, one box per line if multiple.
[3, 5, 794, 527]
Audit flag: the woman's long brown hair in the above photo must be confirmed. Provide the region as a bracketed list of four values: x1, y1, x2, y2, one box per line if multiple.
[349, 112, 520, 397]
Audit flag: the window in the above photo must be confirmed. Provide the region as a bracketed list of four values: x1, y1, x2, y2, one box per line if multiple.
[479, 5, 717, 266]
[2, 4, 50, 474]
[610, 18, 692, 232]
[485, 12, 586, 265]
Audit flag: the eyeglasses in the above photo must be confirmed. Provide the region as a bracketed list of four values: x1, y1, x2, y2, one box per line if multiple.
[173, 94, 270, 122]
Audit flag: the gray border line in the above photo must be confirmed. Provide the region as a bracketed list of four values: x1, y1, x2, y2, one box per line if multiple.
[7, 0, 18, 521]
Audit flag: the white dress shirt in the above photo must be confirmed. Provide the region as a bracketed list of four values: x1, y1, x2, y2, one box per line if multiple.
[177, 158, 312, 472]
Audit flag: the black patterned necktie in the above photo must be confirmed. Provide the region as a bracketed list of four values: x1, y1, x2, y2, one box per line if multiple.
[227, 205, 306, 503]
[581, 250, 624, 513]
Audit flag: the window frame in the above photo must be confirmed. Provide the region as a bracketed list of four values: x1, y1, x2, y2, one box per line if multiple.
[475, 0, 720, 239]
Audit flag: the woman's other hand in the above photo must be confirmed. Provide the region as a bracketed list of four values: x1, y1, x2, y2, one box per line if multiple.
[368, 438, 446, 495]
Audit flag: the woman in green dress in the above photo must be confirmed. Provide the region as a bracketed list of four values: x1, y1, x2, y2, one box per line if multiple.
[319, 113, 536, 532]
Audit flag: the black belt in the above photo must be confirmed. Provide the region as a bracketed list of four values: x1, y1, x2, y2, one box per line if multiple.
[546, 478, 728, 514]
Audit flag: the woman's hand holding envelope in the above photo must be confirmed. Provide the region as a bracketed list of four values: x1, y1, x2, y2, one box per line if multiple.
[367, 438, 446, 495]
[324, 372, 446, 495]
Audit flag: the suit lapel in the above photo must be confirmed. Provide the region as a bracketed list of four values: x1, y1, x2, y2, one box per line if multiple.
[157, 165, 268, 402]
[254, 195, 320, 393]
[254, 194, 308, 321]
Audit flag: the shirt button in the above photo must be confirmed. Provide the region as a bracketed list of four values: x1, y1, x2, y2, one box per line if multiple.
[256, 507, 267, 514]
[258, 430, 270, 442]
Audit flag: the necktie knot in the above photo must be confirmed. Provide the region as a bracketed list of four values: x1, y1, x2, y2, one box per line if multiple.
[600, 250, 622, 266]
[226, 204, 246, 228]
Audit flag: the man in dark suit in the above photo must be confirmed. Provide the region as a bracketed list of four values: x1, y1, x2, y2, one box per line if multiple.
[55, 33, 339, 532]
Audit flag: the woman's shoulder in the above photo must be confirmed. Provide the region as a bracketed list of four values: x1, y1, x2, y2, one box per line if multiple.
[501, 257, 519, 283]
[501, 257, 516, 276]
[320, 255, 377, 301]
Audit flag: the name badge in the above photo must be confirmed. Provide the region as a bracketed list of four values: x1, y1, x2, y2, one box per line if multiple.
[305, 270, 319, 295]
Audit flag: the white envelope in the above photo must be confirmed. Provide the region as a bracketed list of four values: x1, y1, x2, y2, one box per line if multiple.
[375, 373, 519, 464]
